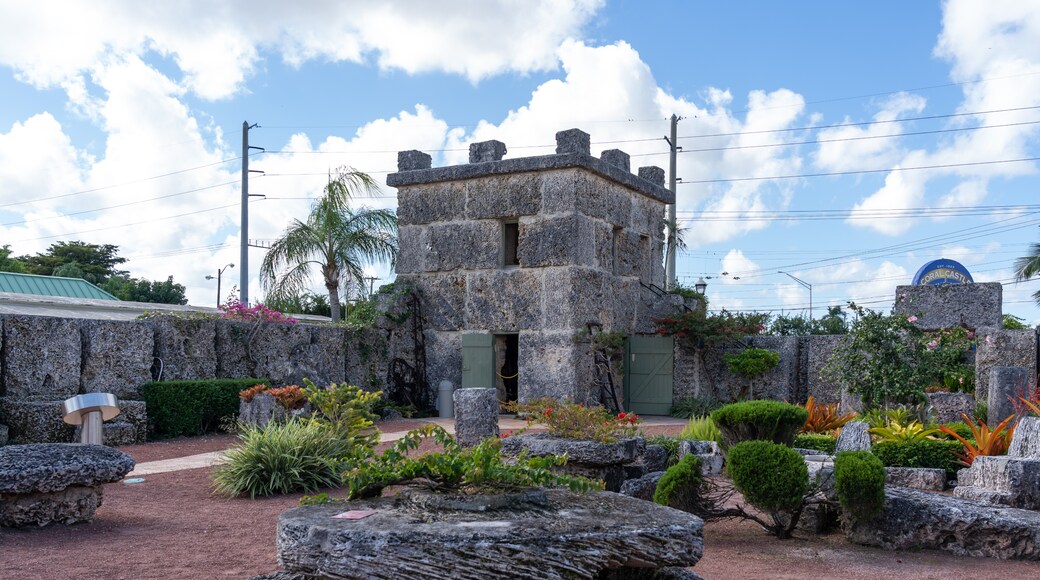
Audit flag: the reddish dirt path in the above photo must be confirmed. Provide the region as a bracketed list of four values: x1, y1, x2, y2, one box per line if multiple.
[2, 423, 1038, 579]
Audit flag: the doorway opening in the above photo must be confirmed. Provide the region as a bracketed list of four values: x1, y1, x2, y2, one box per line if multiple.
[494, 333, 519, 407]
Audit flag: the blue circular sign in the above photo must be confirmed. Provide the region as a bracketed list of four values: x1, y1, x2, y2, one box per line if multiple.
[911, 258, 974, 286]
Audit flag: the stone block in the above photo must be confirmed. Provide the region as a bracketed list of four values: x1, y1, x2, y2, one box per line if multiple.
[464, 270, 543, 331]
[677, 440, 724, 476]
[215, 320, 256, 379]
[555, 128, 590, 155]
[423, 330, 462, 391]
[407, 274, 465, 331]
[539, 168, 584, 214]
[501, 433, 639, 466]
[0, 399, 73, 443]
[956, 454, 1040, 510]
[239, 393, 311, 428]
[1, 315, 81, 402]
[543, 267, 614, 330]
[575, 174, 632, 226]
[845, 486, 1040, 560]
[310, 325, 347, 387]
[395, 225, 432, 273]
[629, 195, 663, 237]
[639, 444, 670, 473]
[977, 330, 1035, 407]
[600, 149, 631, 172]
[149, 315, 216, 381]
[638, 166, 665, 187]
[926, 391, 975, 424]
[216, 320, 314, 386]
[744, 335, 798, 402]
[395, 182, 466, 226]
[805, 334, 848, 404]
[835, 421, 871, 453]
[79, 320, 153, 400]
[518, 331, 593, 404]
[469, 140, 507, 163]
[517, 213, 596, 267]
[0, 485, 102, 527]
[987, 365, 1032, 424]
[893, 282, 1002, 330]
[885, 467, 946, 491]
[397, 150, 431, 171]
[1009, 416, 1040, 458]
[619, 470, 664, 501]
[0, 424, 7, 445]
[465, 173, 542, 220]
[429, 220, 500, 271]
[344, 326, 389, 392]
[452, 387, 499, 447]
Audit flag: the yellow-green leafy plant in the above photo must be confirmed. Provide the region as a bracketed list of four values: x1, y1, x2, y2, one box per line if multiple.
[868, 420, 940, 443]
[302, 379, 381, 447]
[680, 416, 723, 445]
[338, 424, 602, 499]
[507, 398, 640, 443]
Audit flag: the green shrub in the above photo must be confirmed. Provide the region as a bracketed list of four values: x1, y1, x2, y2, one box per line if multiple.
[212, 419, 355, 498]
[794, 433, 837, 454]
[936, 422, 974, 442]
[727, 440, 808, 513]
[142, 378, 270, 439]
[710, 400, 809, 448]
[302, 379, 382, 448]
[670, 395, 723, 419]
[872, 439, 962, 478]
[680, 416, 723, 445]
[834, 451, 885, 521]
[645, 434, 681, 467]
[653, 454, 704, 513]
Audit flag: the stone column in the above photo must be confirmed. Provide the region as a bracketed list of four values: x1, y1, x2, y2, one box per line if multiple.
[989, 366, 1030, 424]
[453, 388, 499, 447]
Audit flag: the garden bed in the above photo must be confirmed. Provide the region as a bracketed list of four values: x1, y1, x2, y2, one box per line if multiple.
[1, 423, 1037, 579]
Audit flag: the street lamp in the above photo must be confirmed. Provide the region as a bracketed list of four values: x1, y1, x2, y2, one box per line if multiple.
[778, 271, 812, 318]
[206, 263, 235, 308]
[694, 277, 707, 294]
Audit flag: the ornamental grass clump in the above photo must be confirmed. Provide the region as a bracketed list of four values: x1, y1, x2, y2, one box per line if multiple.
[508, 398, 640, 443]
[834, 450, 885, 521]
[710, 400, 808, 449]
[213, 419, 356, 498]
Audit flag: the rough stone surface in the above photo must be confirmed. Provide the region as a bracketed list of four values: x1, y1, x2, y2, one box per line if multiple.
[892, 282, 1002, 330]
[215, 321, 322, 386]
[885, 467, 947, 491]
[467, 174, 542, 220]
[518, 214, 596, 268]
[309, 325, 347, 387]
[600, 149, 631, 172]
[835, 421, 872, 453]
[1009, 416, 1040, 458]
[805, 334, 848, 404]
[275, 489, 704, 579]
[555, 128, 591, 155]
[0, 443, 135, 494]
[239, 393, 311, 428]
[397, 149, 431, 171]
[0, 485, 103, 527]
[975, 328, 1037, 403]
[845, 486, 1040, 560]
[501, 433, 639, 466]
[464, 270, 543, 331]
[987, 366, 1031, 425]
[0, 423, 7, 445]
[0, 399, 74, 443]
[637, 166, 665, 187]
[638, 444, 669, 473]
[79, 319, 153, 400]
[429, 221, 501, 270]
[1, 315, 81, 401]
[469, 140, 507, 163]
[517, 331, 593, 405]
[926, 392, 975, 424]
[149, 315, 216, 381]
[396, 182, 467, 226]
[677, 440, 724, 476]
[619, 471, 664, 501]
[452, 388, 499, 447]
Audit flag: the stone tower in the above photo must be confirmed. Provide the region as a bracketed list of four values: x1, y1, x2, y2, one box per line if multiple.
[387, 128, 674, 406]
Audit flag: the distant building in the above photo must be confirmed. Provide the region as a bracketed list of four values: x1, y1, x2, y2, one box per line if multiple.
[0, 271, 118, 301]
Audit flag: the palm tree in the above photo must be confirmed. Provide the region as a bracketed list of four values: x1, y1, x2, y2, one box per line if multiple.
[1015, 242, 1040, 305]
[260, 169, 398, 321]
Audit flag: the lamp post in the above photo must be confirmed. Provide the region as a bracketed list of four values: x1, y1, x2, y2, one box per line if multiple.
[206, 263, 235, 308]
[778, 271, 812, 318]
[694, 277, 707, 294]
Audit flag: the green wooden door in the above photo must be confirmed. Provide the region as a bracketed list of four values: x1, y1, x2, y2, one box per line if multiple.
[461, 333, 495, 388]
[625, 335, 674, 415]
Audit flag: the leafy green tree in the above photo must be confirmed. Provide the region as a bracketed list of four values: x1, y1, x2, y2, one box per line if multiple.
[20, 241, 127, 283]
[767, 313, 812, 336]
[0, 245, 27, 273]
[263, 291, 339, 317]
[813, 305, 849, 335]
[260, 169, 398, 322]
[1015, 242, 1040, 305]
[102, 275, 188, 304]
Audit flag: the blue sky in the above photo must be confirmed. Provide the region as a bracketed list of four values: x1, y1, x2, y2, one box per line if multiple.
[2, 1, 1039, 323]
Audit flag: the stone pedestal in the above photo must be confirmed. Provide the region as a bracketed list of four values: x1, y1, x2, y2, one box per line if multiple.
[273, 489, 704, 578]
[988, 366, 1030, 425]
[239, 393, 311, 428]
[500, 433, 639, 492]
[885, 467, 946, 491]
[954, 417, 1040, 509]
[452, 388, 499, 447]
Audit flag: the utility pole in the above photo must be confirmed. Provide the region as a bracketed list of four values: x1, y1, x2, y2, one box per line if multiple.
[363, 276, 379, 298]
[779, 271, 813, 319]
[664, 114, 681, 290]
[240, 121, 264, 305]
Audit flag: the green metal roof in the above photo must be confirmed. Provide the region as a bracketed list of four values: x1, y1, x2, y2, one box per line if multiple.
[0, 271, 119, 301]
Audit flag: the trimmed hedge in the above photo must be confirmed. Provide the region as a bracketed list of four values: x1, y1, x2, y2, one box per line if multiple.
[872, 439, 962, 478]
[142, 378, 270, 439]
[727, 440, 808, 513]
[794, 433, 837, 454]
[653, 454, 703, 512]
[834, 450, 885, 521]
[710, 400, 809, 448]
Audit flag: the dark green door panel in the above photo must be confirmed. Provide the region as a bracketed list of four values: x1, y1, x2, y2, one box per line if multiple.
[625, 335, 674, 415]
[461, 333, 494, 388]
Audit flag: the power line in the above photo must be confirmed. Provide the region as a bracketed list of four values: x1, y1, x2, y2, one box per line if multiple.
[13, 203, 241, 243]
[676, 203, 1040, 222]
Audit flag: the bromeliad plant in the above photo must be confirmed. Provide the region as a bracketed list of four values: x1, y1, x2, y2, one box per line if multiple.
[868, 420, 941, 443]
[339, 424, 603, 499]
[939, 413, 1016, 467]
[800, 395, 857, 434]
[507, 398, 641, 443]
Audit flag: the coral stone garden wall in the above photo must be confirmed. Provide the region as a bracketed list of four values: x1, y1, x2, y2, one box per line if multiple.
[0, 291, 420, 445]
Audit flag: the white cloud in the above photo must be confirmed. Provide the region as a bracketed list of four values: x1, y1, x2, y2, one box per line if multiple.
[813, 92, 926, 173]
[0, 1, 604, 99]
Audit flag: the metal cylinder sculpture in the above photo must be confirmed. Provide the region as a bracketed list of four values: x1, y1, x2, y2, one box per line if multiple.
[62, 393, 121, 445]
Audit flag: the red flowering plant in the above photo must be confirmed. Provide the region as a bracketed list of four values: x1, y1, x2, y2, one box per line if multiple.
[267, 385, 308, 410]
[654, 309, 768, 346]
[220, 298, 299, 324]
[506, 397, 641, 443]
[239, 384, 270, 402]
